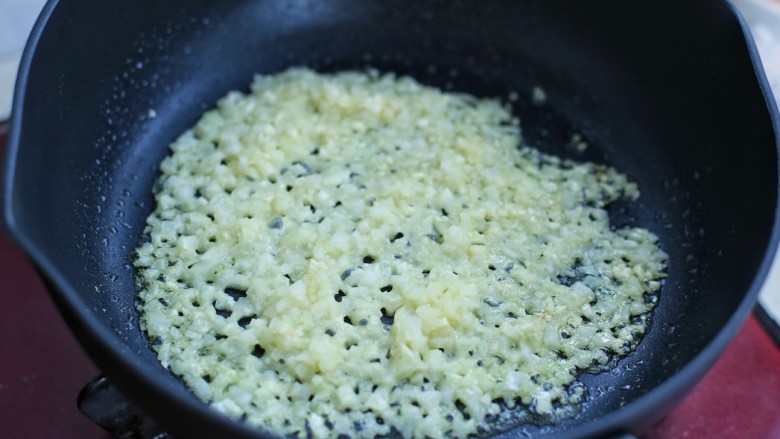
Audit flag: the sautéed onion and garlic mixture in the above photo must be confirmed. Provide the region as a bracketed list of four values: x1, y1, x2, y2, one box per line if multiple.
[134, 69, 667, 438]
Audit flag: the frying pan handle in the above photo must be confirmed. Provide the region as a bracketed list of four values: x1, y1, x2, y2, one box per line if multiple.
[78, 375, 174, 439]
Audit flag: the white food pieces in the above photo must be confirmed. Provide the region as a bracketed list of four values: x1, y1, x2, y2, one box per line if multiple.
[134, 68, 667, 438]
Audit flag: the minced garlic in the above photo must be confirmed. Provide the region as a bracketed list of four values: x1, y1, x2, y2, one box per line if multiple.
[135, 68, 667, 438]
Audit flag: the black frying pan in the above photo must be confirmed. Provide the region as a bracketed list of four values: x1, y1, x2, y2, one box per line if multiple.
[3, 0, 779, 438]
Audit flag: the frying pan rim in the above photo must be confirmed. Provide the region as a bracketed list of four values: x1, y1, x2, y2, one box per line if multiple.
[3, 0, 779, 437]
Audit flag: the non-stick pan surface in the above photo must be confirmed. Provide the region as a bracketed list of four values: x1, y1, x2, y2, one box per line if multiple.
[4, 1, 779, 438]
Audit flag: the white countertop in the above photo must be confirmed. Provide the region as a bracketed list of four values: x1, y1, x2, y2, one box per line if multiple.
[0, 0, 46, 120]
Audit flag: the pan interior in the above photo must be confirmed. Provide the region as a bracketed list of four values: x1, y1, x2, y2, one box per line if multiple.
[7, 0, 777, 437]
